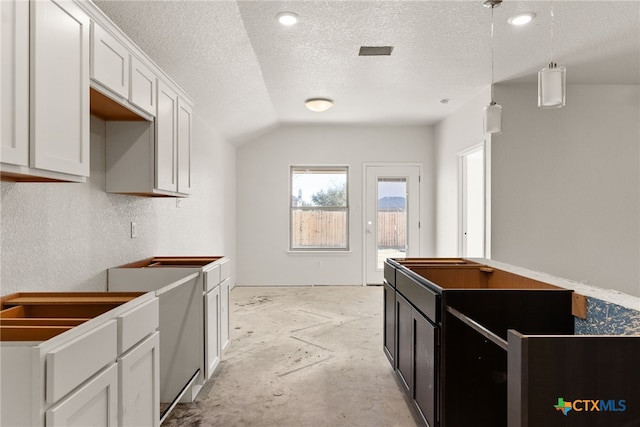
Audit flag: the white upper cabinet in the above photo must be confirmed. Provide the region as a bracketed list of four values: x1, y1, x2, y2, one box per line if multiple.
[30, 0, 90, 178]
[1, 0, 192, 190]
[1, 0, 29, 167]
[1, 0, 89, 182]
[156, 81, 178, 193]
[177, 98, 193, 194]
[90, 22, 129, 99]
[130, 57, 156, 116]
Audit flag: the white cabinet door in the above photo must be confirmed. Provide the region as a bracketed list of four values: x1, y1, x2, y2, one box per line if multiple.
[46, 363, 118, 427]
[156, 81, 178, 192]
[177, 98, 192, 194]
[220, 278, 231, 353]
[118, 332, 160, 427]
[1, 0, 29, 167]
[91, 22, 129, 99]
[30, 0, 90, 177]
[130, 57, 156, 116]
[205, 286, 221, 380]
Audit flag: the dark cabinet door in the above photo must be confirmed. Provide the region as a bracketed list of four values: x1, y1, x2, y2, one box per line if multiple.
[413, 311, 438, 427]
[396, 293, 412, 391]
[383, 282, 396, 367]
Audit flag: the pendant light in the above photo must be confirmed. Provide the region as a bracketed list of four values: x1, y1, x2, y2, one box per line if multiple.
[538, 3, 566, 108]
[483, 0, 502, 134]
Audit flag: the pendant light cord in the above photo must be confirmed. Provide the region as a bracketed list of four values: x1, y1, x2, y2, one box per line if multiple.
[549, 2, 555, 65]
[490, 4, 495, 102]
[491, 4, 496, 104]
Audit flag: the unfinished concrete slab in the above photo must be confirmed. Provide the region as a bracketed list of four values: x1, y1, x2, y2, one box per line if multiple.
[162, 285, 420, 426]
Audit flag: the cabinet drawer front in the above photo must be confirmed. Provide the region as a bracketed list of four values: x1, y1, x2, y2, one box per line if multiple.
[46, 363, 118, 427]
[46, 320, 117, 404]
[383, 261, 396, 287]
[220, 259, 231, 282]
[396, 270, 439, 323]
[117, 297, 159, 354]
[205, 265, 221, 292]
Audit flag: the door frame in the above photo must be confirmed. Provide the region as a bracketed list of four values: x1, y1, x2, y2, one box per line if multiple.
[457, 141, 491, 258]
[362, 162, 424, 285]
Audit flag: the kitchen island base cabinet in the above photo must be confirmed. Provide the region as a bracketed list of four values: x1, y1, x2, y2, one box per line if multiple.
[396, 293, 412, 391]
[413, 312, 437, 427]
[383, 281, 396, 366]
[385, 258, 575, 427]
[396, 292, 438, 427]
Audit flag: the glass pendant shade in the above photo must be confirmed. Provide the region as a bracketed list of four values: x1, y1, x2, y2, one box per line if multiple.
[484, 102, 503, 134]
[538, 62, 566, 108]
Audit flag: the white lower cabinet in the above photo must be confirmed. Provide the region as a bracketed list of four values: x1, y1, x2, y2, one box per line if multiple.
[118, 332, 160, 427]
[220, 278, 231, 353]
[46, 363, 118, 427]
[205, 285, 221, 380]
[0, 292, 159, 427]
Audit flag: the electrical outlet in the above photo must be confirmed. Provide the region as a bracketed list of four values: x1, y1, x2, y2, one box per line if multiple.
[316, 261, 322, 269]
[130, 222, 137, 238]
[176, 198, 182, 208]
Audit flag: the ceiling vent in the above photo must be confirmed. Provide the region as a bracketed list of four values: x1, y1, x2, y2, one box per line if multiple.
[359, 46, 394, 56]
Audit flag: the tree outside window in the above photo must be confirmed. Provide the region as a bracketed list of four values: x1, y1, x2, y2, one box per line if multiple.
[290, 166, 349, 250]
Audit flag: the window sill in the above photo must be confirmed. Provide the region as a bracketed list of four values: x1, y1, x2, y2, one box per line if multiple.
[287, 250, 352, 255]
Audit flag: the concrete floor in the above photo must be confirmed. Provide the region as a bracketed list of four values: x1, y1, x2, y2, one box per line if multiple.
[163, 286, 420, 427]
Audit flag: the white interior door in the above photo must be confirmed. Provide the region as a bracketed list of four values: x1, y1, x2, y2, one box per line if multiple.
[365, 165, 421, 284]
[459, 144, 485, 257]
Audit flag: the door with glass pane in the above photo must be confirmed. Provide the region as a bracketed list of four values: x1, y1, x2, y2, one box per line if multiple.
[365, 165, 421, 284]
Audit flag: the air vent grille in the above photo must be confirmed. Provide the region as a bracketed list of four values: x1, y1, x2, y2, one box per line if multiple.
[358, 46, 394, 56]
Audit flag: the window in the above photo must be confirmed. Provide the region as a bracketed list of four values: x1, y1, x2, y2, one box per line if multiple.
[290, 166, 349, 250]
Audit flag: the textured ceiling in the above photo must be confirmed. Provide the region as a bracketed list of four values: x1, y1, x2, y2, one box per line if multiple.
[94, 0, 640, 145]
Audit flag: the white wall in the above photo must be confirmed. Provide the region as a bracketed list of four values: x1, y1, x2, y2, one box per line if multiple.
[236, 124, 434, 285]
[491, 83, 640, 297]
[0, 113, 236, 294]
[434, 88, 491, 257]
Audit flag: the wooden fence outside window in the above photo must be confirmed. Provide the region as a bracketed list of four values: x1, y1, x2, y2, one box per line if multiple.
[291, 210, 406, 248]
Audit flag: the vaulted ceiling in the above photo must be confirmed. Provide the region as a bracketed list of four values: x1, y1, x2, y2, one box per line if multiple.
[95, 1, 640, 145]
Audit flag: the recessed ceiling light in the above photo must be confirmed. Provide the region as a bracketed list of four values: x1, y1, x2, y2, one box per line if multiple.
[508, 12, 536, 26]
[305, 98, 334, 112]
[440, 98, 450, 104]
[276, 12, 299, 26]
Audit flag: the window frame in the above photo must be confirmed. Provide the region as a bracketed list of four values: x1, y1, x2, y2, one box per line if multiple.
[289, 165, 350, 252]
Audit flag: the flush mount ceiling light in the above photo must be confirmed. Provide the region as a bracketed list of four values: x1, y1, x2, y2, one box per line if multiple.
[508, 12, 536, 26]
[305, 98, 334, 112]
[276, 12, 299, 26]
